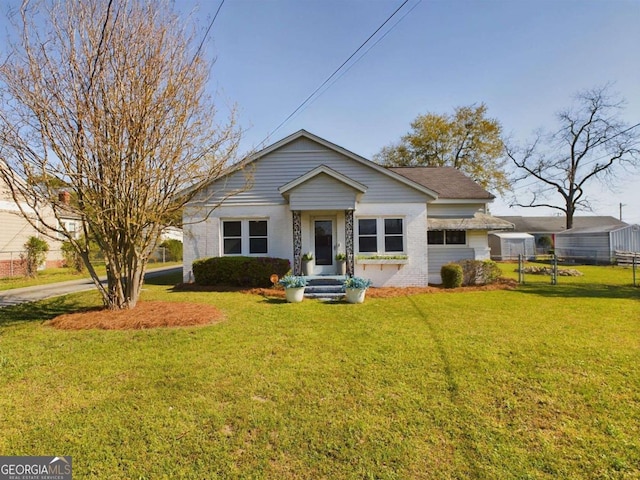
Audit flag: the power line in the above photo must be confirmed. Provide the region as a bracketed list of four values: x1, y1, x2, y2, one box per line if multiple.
[192, 0, 225, 64]
[302, 0, 422, 114]
[259, 0, 415, 148]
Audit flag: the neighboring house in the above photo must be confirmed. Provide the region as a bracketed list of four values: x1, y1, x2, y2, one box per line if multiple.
[497, 215, 627, 252]
[183, 130, 512, 286]
[555, 223, 640, 264]
[160, 226, 183, 243]
[0, 178, 65, 277]
[489, 232, 535, 260]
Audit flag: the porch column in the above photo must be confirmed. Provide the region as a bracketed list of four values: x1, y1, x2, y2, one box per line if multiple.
[345, 209, 355, 276]
[292, 210, 302, 275]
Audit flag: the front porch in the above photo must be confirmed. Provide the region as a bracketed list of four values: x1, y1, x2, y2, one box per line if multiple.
[291, 209, 356, 277]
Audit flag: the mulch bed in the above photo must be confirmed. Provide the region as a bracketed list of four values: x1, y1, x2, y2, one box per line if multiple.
[47, 279, 516, 331]
[47, 301, 225, 330]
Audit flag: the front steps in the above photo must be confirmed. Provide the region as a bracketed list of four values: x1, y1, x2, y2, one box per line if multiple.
[304, 275, 346, 300]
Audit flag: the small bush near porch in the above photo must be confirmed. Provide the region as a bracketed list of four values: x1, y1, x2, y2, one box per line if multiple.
[0, 267, 638, 478]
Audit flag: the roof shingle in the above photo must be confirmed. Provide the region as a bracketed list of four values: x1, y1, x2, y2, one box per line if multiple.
[389, 166, 494, 200]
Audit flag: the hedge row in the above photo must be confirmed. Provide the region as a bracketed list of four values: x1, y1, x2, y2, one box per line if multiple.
[441, 259, 502, 288]
[192, 256, 290, 287]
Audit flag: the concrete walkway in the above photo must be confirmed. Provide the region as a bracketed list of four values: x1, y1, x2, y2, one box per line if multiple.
[0, 266, 182, 308]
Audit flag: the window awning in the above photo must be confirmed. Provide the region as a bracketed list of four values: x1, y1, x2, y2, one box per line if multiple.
[428, 213, 514, 231]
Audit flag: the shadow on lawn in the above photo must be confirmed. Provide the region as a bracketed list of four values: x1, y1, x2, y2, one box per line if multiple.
[0, 296, 86, 328]
[517, 283, 639, 300]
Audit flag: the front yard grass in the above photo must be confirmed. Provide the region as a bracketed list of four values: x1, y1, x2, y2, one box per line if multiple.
[0, 269, 638, 478]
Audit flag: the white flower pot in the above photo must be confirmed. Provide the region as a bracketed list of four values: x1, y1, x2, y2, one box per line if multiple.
[285, 287, 305, 303]
[302, 260, 314, 276]
[345, 288, 366, 304]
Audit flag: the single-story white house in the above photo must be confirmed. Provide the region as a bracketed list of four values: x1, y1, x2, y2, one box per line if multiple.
[183, 130, 512, 286]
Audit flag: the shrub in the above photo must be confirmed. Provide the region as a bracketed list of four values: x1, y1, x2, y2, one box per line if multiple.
[278, 275, 307, 288]
[61, 240, 85, 272]
[21, 236, 49, 278]
[457, 259, 502, 286]
[192, 256, 290, 287]
[343, 276, 372, 290]
[159, 239, 183, 261]
[441, 263, 463, 288]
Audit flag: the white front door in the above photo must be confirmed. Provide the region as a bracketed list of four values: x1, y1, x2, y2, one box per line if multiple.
[313, 217, 336, 274]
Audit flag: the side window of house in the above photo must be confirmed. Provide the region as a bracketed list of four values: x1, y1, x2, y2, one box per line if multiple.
[358, 218, 405, 253]
[445, 230, 466, 245]
[223, 221, 242, 254]
[358, 219, 377, 253]
[384, 218, 403, 252]
[223, 219, 268, 255]
[428, 230, 466, 245]
[249, 220, 268, 254]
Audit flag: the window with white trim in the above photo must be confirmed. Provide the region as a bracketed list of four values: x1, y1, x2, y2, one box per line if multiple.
[222, 219, 268, 255]
[357, 217, 405, 254]
[58, 220, 79, 240]
[427, 230, 466, 245]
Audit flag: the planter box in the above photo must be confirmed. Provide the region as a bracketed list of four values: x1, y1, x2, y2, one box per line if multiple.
[356, 258, 408, 271]
[356, 258, 408, 265]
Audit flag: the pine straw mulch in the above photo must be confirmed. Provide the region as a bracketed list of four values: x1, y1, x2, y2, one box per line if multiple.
[47, 301, 225, 331]
[176, 277, 517, 299]
[47, 279, 516, 331]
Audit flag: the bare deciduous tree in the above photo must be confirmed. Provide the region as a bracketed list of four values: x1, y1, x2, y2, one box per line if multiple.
[0, 0, 242, 309]
[506, 85, 639, 229]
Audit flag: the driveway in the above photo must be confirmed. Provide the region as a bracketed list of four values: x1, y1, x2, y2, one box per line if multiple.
[0, 266, 181, 308]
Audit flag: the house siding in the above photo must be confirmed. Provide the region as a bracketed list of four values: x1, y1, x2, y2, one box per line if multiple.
[428, 203, 486, 217]
[427, 247, 476, 283]
[197, 138, 429, 207]
[289, 174, 358, 210]
[0, 186, 64, 276]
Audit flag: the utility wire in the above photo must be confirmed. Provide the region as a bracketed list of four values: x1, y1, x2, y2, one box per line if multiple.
[259, 0, 414, 147]
[192, 0, 225, 65]
[302, 0, 422, 114]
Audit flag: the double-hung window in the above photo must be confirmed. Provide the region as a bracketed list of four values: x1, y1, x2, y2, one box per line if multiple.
[222, 219, 268, 255]
[357, 217, 405, 254]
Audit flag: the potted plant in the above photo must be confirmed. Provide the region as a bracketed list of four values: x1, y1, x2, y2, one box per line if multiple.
[335, 252, 347, 275]
[343, 276, 372, 304]
[278, 275, 308, 303]
[301, 252, 314, 276]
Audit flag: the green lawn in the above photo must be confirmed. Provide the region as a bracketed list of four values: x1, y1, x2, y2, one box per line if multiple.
[0, 269, 638, 479]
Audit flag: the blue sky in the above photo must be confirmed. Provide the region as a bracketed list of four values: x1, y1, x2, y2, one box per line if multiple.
[189, 0, 640, 223]
[2, 0, 638, 222]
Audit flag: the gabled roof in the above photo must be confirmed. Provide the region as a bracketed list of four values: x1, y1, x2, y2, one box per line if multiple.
[497, 216, 627, 234]
[389, 166, 495, 200]
[278, 165, 367, 195]
[223, 130, 441, 199]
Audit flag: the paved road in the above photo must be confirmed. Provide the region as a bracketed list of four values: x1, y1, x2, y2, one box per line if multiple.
[0, 266, 182, 308]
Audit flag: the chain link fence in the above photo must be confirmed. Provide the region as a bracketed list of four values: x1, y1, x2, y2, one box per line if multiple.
[513, 253, 639, 287]
[1, 245, 180, 279]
